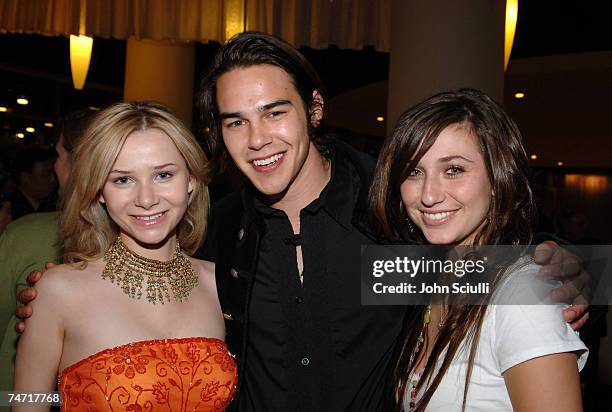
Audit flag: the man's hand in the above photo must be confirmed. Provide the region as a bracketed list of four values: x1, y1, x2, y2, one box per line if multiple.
[14, 262, 56, 333]
[533, 241, 589, 331]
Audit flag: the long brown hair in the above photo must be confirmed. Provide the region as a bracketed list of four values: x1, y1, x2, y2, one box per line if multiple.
[59, 101, 211, 264]
[369, 89, 536, 410]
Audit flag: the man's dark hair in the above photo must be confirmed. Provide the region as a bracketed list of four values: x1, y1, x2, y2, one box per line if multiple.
[196, 31, 327, 169]
[10, 146, 55, 185]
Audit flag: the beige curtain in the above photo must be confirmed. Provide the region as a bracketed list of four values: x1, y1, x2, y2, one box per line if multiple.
[0, 0, 81, 35]
[0, 0, 391, 50]
[245, 0, 391, 50]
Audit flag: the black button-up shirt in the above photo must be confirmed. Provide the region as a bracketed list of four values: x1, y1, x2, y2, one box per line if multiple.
[236, 147, 407, 411]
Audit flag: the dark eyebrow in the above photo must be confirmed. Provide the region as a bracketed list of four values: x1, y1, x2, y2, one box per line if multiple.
[220, 111, 241, 120]
[219, 99, 293, 119]
[258, 99, 292, 112]
[438, 155, 474, 163]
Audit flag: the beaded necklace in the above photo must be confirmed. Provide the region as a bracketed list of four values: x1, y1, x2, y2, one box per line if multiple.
[102, 236, 198, 304]
[406, 304, 432, 411]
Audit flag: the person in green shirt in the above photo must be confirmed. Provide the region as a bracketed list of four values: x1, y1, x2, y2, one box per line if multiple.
[0, 212, 61, 391]
[0, 109, 95, 393]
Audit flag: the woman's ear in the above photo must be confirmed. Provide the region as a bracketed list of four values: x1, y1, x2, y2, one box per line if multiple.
[188, 175, 195, 195]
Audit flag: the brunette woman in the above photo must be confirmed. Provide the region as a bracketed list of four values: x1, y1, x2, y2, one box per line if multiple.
[371, 89, 587, 411]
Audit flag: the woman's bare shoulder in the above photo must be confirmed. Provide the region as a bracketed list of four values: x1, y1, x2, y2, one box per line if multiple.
[189, 257, 215, 279]
[36, 260, 104, 298]
[188, 257, 216, 292]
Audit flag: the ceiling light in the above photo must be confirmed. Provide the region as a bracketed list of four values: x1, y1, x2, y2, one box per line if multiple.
[70, 35, 94, 90]
[0, 106, 7, 112]
[376, 116, 385, 122]
[16, 132, 25, 138]
[514, 92, 525, 99]
[557, 161, 564, 167]
[26, 127, 35, 133]
[16, 97, 29, 105]
[530, 154, 537, 160]
[44, 122, 54, 128]
[504, 0, 518, 71]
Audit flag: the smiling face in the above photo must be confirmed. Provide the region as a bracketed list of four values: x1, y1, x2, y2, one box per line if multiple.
[99, 128, 194, 258]
[400, 124, 492, 246]
[216, 64, 322, 203]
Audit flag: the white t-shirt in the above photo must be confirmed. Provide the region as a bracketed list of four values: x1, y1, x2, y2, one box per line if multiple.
[404, 258, 588, 411]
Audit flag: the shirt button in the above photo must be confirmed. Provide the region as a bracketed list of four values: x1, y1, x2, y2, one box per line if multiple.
[230, 268, 239, 278]
[300, 357, 310, 366]
[237, 227, 245, 241]
[295, 296, 304, 304]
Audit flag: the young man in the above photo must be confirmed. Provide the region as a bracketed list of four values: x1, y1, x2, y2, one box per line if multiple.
[195, 32, 589, 411]
[196, 33, 405, 411]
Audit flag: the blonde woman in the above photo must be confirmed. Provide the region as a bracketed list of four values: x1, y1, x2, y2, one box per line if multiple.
[14, 102, 236, 411]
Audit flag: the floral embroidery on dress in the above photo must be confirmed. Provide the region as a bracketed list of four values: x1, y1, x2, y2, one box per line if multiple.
[58, 337, 237, 412]
[111, 346, 149, 378]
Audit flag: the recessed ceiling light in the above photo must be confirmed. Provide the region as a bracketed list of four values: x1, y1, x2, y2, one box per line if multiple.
[16, 97, 29, 105]
[0, 106, 7, 112]
[557, 161, 564, 167]
[514, 92, 525, 99]
[16, 132, 25, 138]
[376, 116, 385, 122]
[44, 122, 54, 128]
[26, 126, 35, 133]
[530, 154, 537, 160]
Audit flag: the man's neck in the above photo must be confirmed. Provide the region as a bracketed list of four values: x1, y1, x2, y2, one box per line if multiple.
[19, 187, 41, 211]
[268, 144, 331, 232]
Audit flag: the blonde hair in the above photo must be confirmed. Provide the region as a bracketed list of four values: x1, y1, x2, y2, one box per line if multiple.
[59, 101, 210, 264]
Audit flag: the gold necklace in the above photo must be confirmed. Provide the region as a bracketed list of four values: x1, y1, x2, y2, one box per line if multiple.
[102, 236, 198, 305]
[406, 304, 431, 411]
[406, 305, 448, 410]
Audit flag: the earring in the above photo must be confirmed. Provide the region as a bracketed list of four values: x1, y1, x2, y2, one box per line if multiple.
[406, 217, 415, 234]
[487, 195, 494, 222]
[399, 200, 415, 234]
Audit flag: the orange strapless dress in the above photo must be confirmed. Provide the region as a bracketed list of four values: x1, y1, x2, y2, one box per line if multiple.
[58, 337, 237, 412]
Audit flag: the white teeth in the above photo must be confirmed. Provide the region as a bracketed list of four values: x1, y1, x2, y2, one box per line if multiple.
[424, 212, 451, 220]
[136, 213, 163, 221]
[253, 153, 283, 166]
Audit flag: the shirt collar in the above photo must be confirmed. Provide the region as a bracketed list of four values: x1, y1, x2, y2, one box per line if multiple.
[306, 146, 356, 230]
[242, 146, 358, 230]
